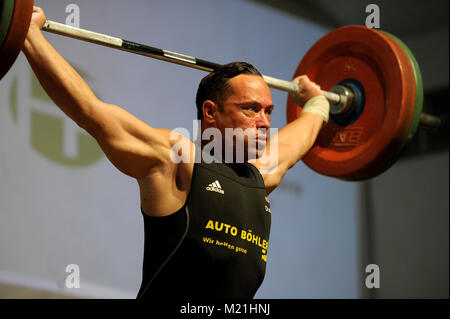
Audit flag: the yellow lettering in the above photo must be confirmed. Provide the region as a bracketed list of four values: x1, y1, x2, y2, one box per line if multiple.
[205, 220, 214, 230]
[214, 221, 223, 231]
[252, 234, 259, 245]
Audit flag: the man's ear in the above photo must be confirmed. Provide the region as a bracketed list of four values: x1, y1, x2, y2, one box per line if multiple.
[202, 100, 218, 125]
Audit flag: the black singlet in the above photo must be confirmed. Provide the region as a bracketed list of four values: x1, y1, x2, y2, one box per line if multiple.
[137, 147, 271, 300]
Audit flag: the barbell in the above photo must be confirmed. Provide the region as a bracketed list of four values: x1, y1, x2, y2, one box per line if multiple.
[0, 0, 442, 181]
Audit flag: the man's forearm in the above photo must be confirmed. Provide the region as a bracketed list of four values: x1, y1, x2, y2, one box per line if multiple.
[23, 25, 100, 130]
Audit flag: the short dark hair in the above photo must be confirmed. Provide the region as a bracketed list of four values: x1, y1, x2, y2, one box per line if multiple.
[195, 62, 262, 120]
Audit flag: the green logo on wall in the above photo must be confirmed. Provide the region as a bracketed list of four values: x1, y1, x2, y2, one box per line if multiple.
[9, 65, 104, 167]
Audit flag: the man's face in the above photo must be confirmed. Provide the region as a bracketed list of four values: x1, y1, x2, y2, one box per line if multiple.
[214, 74, 273, 162]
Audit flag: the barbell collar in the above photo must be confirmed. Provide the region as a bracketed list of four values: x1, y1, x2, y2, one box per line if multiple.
[329, 85, 354, 116]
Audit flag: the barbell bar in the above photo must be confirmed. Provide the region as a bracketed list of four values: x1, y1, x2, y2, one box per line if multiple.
[42, 20, 343, 104]
[40, 20, 440, 131]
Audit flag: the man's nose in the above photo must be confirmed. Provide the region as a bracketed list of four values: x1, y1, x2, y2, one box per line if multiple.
[256, 110, 271, 130]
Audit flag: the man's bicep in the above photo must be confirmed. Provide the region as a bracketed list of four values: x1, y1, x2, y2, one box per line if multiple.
[257, 113, 323, 193]
[268, 113, 323, 171]
[84, 102, 178, 178]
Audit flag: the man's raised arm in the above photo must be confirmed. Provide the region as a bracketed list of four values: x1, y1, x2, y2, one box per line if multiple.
[253, 75, 329, 194]
[22, 7, 188, 179]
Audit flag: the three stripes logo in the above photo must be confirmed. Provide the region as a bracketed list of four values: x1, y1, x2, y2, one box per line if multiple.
[206, 180, 224, 194]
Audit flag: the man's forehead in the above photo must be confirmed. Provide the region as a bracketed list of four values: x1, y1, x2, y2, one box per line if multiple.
[226, 74, 272, 103]
[228, 74, 266, 88]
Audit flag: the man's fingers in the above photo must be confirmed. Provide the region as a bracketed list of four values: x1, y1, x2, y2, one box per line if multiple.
[33, 6, 43, 14]
[294, 75, 321, 92]
[30, 6, 47, 30]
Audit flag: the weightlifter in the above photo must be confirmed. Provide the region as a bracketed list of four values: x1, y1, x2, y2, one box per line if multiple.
[23, 6, 330, 299]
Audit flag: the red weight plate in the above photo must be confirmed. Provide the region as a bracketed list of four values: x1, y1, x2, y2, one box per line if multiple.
[287, 25, 416, 180]
[0, 0, 34, 80]
[359, 31, 419, 179]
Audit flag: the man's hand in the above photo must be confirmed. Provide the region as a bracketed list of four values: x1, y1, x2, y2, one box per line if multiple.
[290, 75, 323, 106]
[29, 6, 47, 32]
[290, 75, 329, 124]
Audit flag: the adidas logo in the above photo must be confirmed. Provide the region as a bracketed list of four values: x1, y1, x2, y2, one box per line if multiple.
[206, 180, 224, 194]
